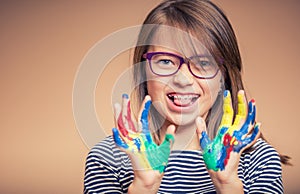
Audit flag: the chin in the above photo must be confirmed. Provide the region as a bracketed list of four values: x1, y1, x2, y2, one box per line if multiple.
[165, 111, 199, 127]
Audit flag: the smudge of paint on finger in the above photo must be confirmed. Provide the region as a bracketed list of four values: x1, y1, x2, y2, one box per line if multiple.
[126, 101, 137, 132]
[140, 100, 152, 143]
[112, 128, 129, 149]
[200, 131, 211, 150]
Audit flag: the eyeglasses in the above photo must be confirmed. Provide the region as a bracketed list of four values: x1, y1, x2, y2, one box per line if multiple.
[143, 52, 220, 79]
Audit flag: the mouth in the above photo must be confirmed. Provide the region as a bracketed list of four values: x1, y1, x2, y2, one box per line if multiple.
[167, 92, 200, 107]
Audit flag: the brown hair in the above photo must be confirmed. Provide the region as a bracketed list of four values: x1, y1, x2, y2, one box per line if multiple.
[131, 0, 290, 165]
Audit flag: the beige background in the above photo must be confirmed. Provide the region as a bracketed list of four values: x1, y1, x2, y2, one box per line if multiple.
[1, 0, 299, 193]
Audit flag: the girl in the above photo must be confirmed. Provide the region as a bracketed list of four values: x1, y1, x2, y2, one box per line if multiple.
[84, 0, 288, 193]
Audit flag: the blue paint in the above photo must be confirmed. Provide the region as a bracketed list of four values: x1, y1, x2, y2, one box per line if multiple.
[219, 126, 228, 135]
[133, 137, 142, 151]
[200, 92, 260, 171]
[112, 128, 129, 149]
[200, 131, 211, 150]
[250, 100, 256, 125]
[233, 124, 259, 152]
[217, 146, 227, 170]
[233, 100, 256, 144]
[140, 100, 152, 143]
[122, 93, 129, 99]
[223, 90, 229, 97]
[246, 100, 256, 125]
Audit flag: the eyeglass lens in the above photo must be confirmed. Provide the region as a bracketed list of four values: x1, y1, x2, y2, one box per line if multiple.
[149, 52, 218, 78]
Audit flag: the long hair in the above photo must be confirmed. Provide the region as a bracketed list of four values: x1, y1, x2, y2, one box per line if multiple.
[130, 0, 290, 164]
[132, 0, 242, 137]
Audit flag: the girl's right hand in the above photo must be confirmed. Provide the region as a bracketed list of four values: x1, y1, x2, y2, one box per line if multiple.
[112, 94, 175, 192]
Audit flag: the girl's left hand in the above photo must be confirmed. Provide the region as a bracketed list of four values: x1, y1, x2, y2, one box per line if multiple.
[196, 90, 260, 192]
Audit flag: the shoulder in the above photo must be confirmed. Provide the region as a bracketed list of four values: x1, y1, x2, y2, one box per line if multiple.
[241, 138, 282, 171]
[246, 138, 281, 166]
[86, 136, 130, 168]
[240, 138, 283, 193]
[84, 137, 133, 193]
[88, 136, 117, 158]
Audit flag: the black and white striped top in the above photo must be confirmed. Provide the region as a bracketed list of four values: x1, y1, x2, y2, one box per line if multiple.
[84, 136, 283, 193]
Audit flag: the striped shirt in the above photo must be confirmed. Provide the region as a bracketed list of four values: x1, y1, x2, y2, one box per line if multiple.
[84, 136, 283, 193]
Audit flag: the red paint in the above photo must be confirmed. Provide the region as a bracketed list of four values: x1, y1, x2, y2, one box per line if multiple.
[223, 133, 235, 166]
[117, 101, 136, 140]
[126, 101, 137, 132]
[117, 113, 129, 137]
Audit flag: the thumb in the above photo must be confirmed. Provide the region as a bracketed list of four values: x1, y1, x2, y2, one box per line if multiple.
[163, 124, 176, 146]
[196, 116, 207, 137]
[195, 117, 210, 150]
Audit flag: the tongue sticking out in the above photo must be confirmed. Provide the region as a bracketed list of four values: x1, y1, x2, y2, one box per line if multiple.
[168, 93, 200, 107]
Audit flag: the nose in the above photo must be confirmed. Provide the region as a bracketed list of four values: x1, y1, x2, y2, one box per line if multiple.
[172, 63, 194, 87]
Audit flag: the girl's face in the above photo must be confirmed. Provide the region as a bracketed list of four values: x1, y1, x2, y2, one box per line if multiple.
[145, 45, 222, 128]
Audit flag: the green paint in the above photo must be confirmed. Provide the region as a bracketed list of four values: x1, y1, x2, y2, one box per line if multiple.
[202, 130, 224, 171]
[145, 134, 174, 173]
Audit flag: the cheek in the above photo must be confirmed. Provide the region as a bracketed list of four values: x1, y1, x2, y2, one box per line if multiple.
[147, 80, 166, 100]
[147, 80, 168, 118]
[146, 66, 169, 100]
[211, 72, 222, 92]
[199, 74, 222, 106]
[147, 80, 159, 95]
[208, 80, 221, 101]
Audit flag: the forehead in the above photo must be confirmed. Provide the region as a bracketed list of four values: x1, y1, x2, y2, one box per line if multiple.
[149, 25, 210, 56]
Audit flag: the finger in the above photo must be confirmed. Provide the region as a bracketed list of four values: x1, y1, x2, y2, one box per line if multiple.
[196, 117, 211, 150]
[158, 125, 175, 151]
[138, 95, 152, 143]
[232, 90, 247, 128]
[114, 102, 129, 137]
[126, 100, 137, 132]
[112, 128, 129, 149]
[164, 124, 176, 146]
[121, 94, 130, 129]
[121, 93, 137, 132]
[114, 103, 121, 124]
[247, 99, 256, 125]
[219, 90, 234, 128]
[196, 116, 205, 135]
[234, 123, 260, 153]
[233, 100, 256, 140]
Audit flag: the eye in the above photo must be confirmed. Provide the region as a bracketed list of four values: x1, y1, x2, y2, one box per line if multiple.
[198, 59, 210, 66]
[192, 56, 215, 70]
[155, 59, 174, 66]
[151, 54, 177, 67]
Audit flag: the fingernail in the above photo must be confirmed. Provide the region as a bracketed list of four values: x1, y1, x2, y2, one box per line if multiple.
[144, 98, 152, 109]
[112, 127, 118, 133]
[238, 92, 244, 102]
[196, 116, 202, 123]
[248, 101, 253, 113]
[248, 99, 256, 111]
[223, 90, 229, 97]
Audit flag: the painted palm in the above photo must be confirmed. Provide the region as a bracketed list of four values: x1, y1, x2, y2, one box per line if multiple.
[200, 90, 259, 171]
[112, 94, 174, 173]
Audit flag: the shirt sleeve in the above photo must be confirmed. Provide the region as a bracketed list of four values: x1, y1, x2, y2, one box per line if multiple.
[84, 137, 133, 194]
[244, 139, 283, 194]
